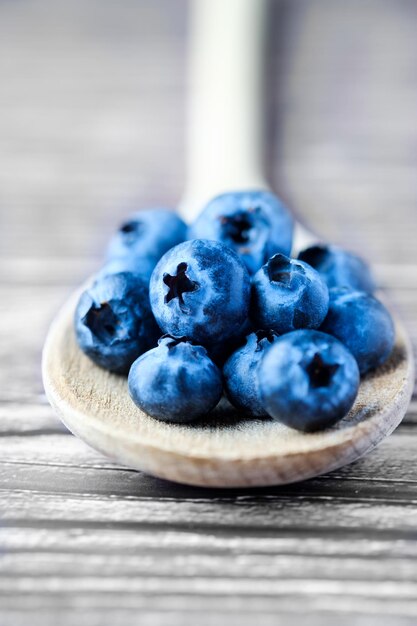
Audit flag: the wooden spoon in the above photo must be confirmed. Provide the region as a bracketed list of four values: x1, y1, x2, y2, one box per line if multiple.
[42, 0, 414, 488]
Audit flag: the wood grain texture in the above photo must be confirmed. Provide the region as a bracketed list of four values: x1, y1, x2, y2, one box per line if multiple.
[1, 0, 417, 624]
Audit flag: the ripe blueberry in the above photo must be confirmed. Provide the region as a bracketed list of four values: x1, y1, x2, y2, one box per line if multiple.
[223, 330, 279, 417]
[258, 330, 360, 431]
[97, 256, 156, 283]
[74, 272, 159, 374]
[106, 208, 187, 275]
[320, 287, 395, 374]
[250, 253, 329, 334]
[128, 335, 223, 422]
[149, 239, 251, 347]
[298, 244, 375, 293]
[189, 190, 294, 275]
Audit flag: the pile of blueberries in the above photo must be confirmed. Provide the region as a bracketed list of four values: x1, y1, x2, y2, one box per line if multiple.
[75, 190, 395, 432]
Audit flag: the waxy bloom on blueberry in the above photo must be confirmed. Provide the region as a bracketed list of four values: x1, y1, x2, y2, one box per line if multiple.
[97, 256, 156, 283]
[223, 330, 279, 417]
[149, 239, 251, 346]
[208, 317, 253, 367]
[74, 272, 160, 374]
[189, 190, 294, 275]
[258, 330, 360, 431]
[298, 244, 375, 294]
[106, 208, 187, 277]
[250, 254, 329, 334]
[320, 287, 395, 374]
[128, 335, 223, 423]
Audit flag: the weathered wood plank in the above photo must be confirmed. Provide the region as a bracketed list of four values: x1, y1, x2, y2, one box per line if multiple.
[0, 404, 67, 436]
[3, 488, 417, 533]
[4, 525, 417, 563]
[1, 0, 417, 623]
[0, 426, 417, 487]
[4, 550, 417, 583]
[0, 605, 415, 626]
[1, 576, 417, 605]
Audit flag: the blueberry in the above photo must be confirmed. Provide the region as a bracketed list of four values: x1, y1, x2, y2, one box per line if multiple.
[250, 253, 329, 334]
[258, 330, 360, 431]
[74, 272, 160, 374]
[97, 256, 156, 282]
[208, 317, 254, 367]
[298, 244, 375, 293]
[223, 330, 279, 417]
[149, 239, 251, 346]
[189, 190, 294, 275]
[320, 287, 395, 374]
[128, 335, 223, 423]
[106, 208, 187, 269]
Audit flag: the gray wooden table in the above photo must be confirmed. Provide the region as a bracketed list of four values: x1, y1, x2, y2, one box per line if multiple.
[1, 1, 417, 624]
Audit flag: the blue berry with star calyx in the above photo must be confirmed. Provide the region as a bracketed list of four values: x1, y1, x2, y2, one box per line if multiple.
[96, 255, 157, 283]
[189, 190, 294, 275]
[250, 253, 329, 334]
[258, 330, 360, 431]
[128, 335, 223, 423]
[298, 244, 375, 294]
[74, 272, 159, 374]
[223, 330, 279, 417]
[106, 208, 187, 278]
[149, 239, 251, 347]
[320, 287, 395, 374]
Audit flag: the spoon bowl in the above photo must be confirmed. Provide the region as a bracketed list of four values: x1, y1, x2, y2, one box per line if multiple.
[42, 282, 413, 488]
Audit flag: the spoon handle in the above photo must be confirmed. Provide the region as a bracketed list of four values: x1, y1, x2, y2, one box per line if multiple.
[180, 0, 269, 222]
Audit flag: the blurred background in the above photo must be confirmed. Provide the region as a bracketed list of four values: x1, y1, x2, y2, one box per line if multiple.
[1, 0, 416, 264]
[1, 1, 417, 624]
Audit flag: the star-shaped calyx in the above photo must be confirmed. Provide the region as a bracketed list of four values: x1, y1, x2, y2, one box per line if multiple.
[119, 219, 144, 245]
[219, 210, 254, 244]
[84, 302, 121, 343]
[255, 329, 279, 351]
[306, 352, 339, 389]
[267, 253, 304, 287]
[163, 262, 199, 307]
